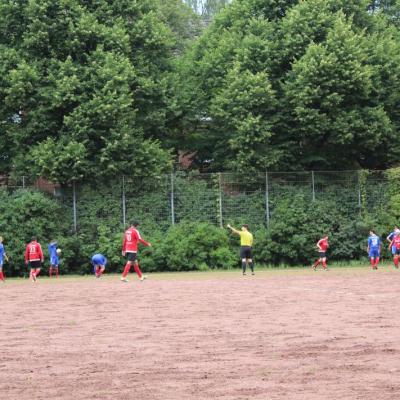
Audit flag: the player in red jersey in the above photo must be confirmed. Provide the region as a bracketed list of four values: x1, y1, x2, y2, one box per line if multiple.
[312, 235, 329, 271]
[120, 221, 151, 282]
[25, 237, 44, 282]
[389, 231, 400, 269]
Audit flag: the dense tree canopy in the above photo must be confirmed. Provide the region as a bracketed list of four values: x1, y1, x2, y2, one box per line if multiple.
[1, 0, 400, 181]
[178, 0, 400, 172]
[0, 0, 197, 181]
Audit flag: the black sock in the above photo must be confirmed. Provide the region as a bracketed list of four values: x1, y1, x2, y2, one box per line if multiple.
[242, 261, 247, 274]
[249, 261, 254, 273]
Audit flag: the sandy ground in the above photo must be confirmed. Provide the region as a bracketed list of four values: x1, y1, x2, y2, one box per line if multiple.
[1, 268, 400, 400]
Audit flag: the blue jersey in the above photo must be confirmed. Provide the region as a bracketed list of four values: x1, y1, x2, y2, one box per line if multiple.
[0, 243, 4, 265]
[92, 254, 107, 266]
[387, 231, 398, 255]
[368, 234, 381, 250]
[48, 242, 59, 266]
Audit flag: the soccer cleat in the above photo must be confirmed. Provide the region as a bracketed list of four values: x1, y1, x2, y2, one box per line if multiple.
[120, 277, 129, 282]
[140, 275, 147, 281]
[251, 272, 255, 275]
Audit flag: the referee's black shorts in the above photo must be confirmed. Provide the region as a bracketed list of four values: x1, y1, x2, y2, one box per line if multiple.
[240, 246, 253, 259]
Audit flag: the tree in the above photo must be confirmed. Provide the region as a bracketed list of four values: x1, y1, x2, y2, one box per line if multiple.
[0, 0, 193, 182]
[178, 0, 400, 171]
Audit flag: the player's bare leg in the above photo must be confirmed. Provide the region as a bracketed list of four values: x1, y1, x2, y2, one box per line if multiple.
[322, 257, 328, 270]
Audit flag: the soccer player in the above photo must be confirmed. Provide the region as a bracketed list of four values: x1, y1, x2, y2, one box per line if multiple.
[227, 223, 254, 275]
[386, 227, 400, 267]
[367, 230, 381, 270]
[389, 231, 400, 269]
[48, 240, 60, 278]
[120, 221, 151, 282]
[25, 237, 44, 282]
[91, 254, 107, 278]
[312, 235, 329, 270]
[0, 236, 9, 282]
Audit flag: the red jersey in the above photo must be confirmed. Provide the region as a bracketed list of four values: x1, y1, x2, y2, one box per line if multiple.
[393, 236, 400, 249]
[122, 227, 150, 253]
[25, 241, 44, 262]
[317, 238, 329, 252]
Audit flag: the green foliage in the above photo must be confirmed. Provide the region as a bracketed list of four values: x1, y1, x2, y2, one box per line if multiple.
[180, 0, 400, 171]
[149, 222, 237, 271]
[0, 0, 190, 182]
[0, 189, 70, 277]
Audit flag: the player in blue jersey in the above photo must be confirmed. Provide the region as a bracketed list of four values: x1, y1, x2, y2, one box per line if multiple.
[48, 240, 60, 278]
[0, 236, 9, 282]
[91, 254, 107, 278]
[367, 230, 381, 270]
[386, 227, 400, 267]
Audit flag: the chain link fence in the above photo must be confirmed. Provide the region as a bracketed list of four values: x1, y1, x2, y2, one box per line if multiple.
[2, 170, 389, 232]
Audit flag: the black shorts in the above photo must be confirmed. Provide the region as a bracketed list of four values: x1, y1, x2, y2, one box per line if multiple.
[240, 246, 253, 259]
[29, 260, 42, 269]
[126, 252, 137, 262]
[318, 252, 326, 258]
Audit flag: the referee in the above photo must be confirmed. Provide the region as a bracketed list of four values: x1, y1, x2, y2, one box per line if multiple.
[227, 224, 254, 275]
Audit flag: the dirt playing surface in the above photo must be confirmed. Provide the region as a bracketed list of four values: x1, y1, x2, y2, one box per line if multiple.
[1, 268, 400, 400]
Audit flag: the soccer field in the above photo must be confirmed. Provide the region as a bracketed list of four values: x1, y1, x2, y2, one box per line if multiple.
[1, 268, 400, 400]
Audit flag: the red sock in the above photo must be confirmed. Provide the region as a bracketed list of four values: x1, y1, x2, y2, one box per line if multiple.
[97, 268, 103, 277]
[133, 263, 142, 278]
[322, 260, 327, 269]
[49, 268, 53, 278]
[0, 271, 4, 281]
[313, 260, 320, 267]
[370, 258, 375, 267]
[375, 257, 380, 267]
[122, 263, 131, 278]
[395, 257, 399, 268]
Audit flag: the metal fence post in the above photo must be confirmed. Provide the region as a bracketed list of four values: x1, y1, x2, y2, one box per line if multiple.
[72, 180, 77, 233]
[218, 173, 223, 228]
[170, 172, 175, 225]
[22, 176, 25, 189]
[311, 170, 315, 201]
[122, 175, 126, 227]
[265, 171, 270, 227]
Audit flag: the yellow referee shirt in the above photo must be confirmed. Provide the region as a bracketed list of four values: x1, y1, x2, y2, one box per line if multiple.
[239, 230, 253, 247]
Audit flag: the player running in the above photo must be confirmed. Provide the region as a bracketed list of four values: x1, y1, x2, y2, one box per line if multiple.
[389, 230, 400, 269]
[48, 240, 60, 278]
[25, 237, 44, 282]
[227, 224, 254, 275]
[312, 235, 329, 271]
[91, 254, 107, 278]
[367, 230, 381, 270]
[120, 222, 151, 282]
[0, 236, 9, 282]
[386, 227, 400, 267]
